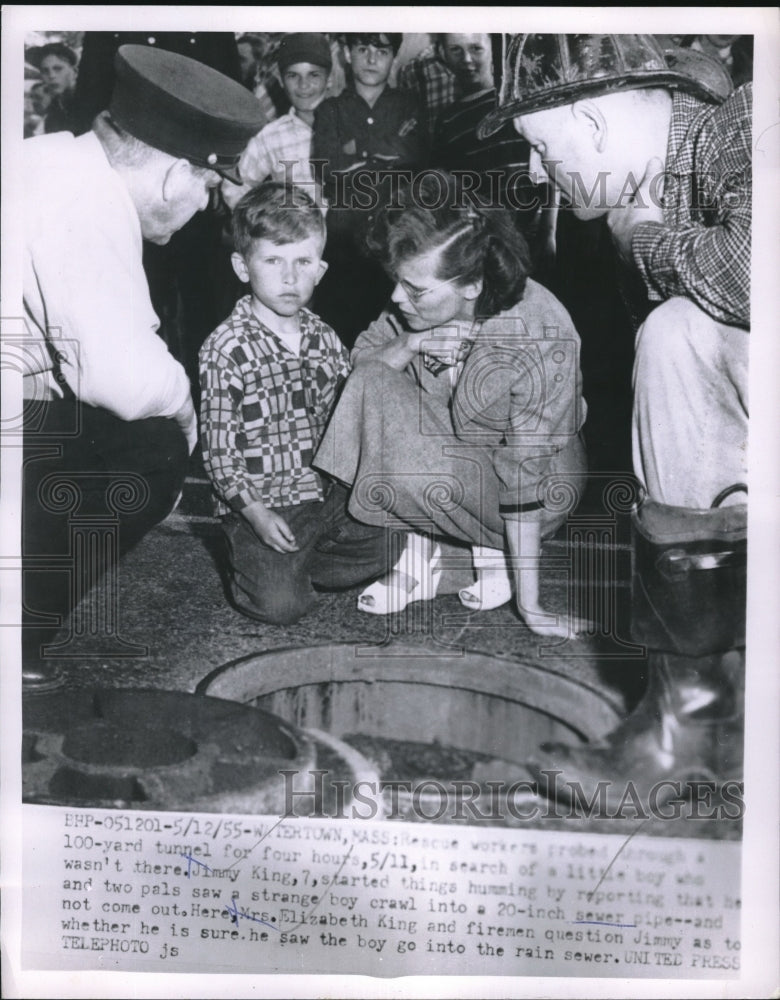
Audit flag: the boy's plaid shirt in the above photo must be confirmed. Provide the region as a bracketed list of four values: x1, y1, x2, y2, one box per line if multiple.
[199, 296, 350, 516]
[397, 44, 457, 138]
[239, 108, 315, 189]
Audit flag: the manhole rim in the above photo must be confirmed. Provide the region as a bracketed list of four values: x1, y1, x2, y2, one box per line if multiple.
[197, 641, 624, 744]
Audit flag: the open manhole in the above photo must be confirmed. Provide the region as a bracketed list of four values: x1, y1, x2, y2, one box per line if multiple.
[198, 643, 623, 824]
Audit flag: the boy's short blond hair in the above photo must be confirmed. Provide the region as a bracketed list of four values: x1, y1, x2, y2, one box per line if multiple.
[231, 181, 326, 257]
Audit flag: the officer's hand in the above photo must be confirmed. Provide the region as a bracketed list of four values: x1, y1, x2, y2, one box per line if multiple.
[175, 401, 198, 454]
[221, 178, 253, 211]
[607, 156, 665, 264]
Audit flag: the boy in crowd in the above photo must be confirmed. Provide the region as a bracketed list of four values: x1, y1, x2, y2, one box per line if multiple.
[224, 33, 333, 209]
[199, 183, 389, 625]
[397, 34, 457, 141]
[236, 34, 260, 89]
[28, 41, 79, 134]
[432, 34, 548, 270]
[312, 33, 425, 346]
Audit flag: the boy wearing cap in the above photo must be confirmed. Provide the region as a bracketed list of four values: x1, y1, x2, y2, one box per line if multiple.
[199, 183, 388, 624]
[224, 33, 332, 209]
[28, 41, 79, 133]
[22, 45, 265, 685]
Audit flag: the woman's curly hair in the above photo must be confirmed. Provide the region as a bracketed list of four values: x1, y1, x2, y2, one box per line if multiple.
[367, 169, 532, 318]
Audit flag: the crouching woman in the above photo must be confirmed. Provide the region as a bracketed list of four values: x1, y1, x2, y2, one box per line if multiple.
[314, 171, 590, 636]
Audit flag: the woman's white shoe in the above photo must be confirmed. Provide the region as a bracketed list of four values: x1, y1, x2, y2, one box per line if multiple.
[358, 533, 442, 615]
[458, 545, 512, 611]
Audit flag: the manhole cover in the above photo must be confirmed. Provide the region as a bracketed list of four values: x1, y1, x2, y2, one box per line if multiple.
[23, 689, 315, 813]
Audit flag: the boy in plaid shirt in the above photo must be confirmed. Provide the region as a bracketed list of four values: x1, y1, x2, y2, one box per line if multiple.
[223, 33, 334, 210]
[199, 183, 388, 624]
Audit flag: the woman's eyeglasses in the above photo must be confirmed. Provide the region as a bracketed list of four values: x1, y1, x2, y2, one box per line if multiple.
[396, 274, 466, 304]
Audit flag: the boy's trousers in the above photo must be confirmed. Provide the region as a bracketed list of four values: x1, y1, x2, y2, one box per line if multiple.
[223, 482, 390, 625]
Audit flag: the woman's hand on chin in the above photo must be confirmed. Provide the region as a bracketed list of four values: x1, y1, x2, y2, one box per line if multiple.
[421, 334, 473, 367]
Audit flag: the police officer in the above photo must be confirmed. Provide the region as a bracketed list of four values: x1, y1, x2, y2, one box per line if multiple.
[22, 45, 266, 688]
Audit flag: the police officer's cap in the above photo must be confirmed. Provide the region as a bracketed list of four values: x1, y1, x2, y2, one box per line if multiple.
[110, 44, 266, 183]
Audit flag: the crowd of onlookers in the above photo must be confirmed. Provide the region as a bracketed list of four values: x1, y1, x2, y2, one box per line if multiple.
[24, 32, 418, 138]
[24, 31, 752, 140]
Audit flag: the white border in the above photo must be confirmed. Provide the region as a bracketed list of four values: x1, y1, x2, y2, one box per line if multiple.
[2, 6, 778, 999]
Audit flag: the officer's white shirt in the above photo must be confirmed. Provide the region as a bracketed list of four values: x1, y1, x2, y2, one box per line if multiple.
[23, 130, 193, 428]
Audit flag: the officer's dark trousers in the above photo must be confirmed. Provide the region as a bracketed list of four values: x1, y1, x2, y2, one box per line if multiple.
[22, 400, 188, 661]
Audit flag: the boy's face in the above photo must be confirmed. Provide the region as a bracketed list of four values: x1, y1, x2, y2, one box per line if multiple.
[232, 237, 327, 317]
[282, 61, 330, 114]
[440, 34, 492, 92]
[346, 40, 395, 88]
[40, 54, 77, 97]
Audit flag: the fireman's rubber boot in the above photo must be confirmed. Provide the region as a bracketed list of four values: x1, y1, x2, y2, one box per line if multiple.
[526, 492, 746, 813]
[526, 648, 744, 812]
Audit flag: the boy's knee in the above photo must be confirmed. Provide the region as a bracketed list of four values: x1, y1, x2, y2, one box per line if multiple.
[230, 579, 316, 626]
